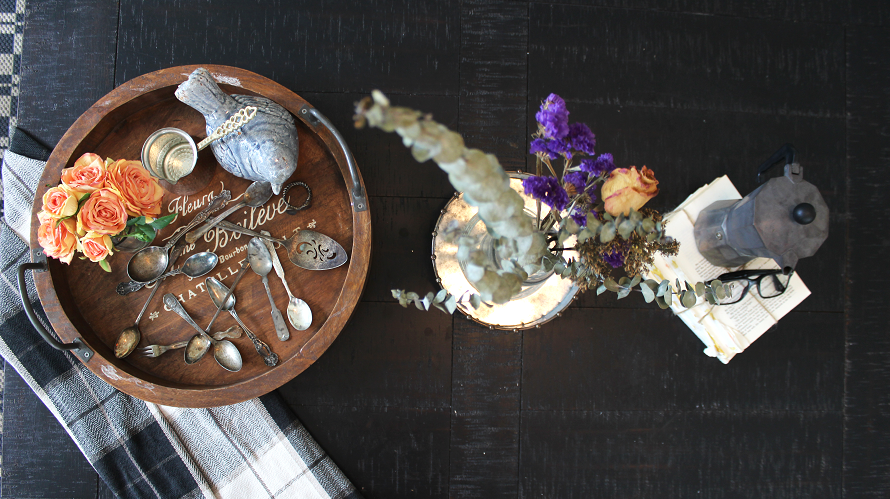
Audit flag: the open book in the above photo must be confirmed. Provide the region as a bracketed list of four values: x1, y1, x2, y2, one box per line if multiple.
[644, 176, 810, 363]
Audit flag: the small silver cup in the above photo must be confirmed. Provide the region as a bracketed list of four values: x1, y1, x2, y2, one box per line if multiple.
[141, 128, 198, 185]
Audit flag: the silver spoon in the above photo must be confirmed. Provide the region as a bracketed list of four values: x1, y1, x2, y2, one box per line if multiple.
[114, 240, 189, 358]
[139, 325, 243, 357]
[205, 276, 279, 367]
[185, 182, 273, 244]
[116, 251, 218, 295]
[247, 237, 290, 341]
[125, 190, 231, 283]
[163, 293, 243, 372]
[185, 259, 252, 365]
[212, 220, 348, 270]
[260, 230, 312, 331]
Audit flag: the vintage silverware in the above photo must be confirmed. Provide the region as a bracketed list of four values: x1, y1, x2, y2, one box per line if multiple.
[113, 240, 189, 359]
[116, 251, 218, 296]
[163, 293, 243, 372]
[126, 190, 231, 283]
[247, 237, 290, 341]
[185, 181, 273, 244]
[139, 325, 243, 357]
[213, 220, 347, 270]
[205, 276, 279, 367]
[184, 259, 252, 365]
[260, 230, 312, 331]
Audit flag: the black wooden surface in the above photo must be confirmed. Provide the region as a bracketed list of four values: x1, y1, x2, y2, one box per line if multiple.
[3, 1, 886, 498]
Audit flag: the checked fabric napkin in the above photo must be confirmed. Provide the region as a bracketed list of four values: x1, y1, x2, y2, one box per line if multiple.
[0, 128, 362, 499]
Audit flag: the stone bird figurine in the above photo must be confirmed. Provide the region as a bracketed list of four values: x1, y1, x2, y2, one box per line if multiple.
[174, 67, 299, 194]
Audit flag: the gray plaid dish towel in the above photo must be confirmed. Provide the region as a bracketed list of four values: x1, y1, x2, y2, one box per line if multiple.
[0, 128, 362, 499]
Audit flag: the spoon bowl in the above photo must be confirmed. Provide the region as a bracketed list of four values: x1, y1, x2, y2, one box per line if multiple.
[247, 238, 290, 341]
[184, 334, 211, 364]
[259, 231, 313, 331]
[205, 277, 279, 367]
[118, 251, 219, 295]
[163, 293, 242, 371]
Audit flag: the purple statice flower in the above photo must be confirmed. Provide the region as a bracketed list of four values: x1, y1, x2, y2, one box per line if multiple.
[580, 153, 615, 177]
[602, 248, 625, 268]
[570, 208, 588, 227]
[522, 175, 569, 211]
[563, 171, 588, 193]
[530, 137, 572, 159]
[567, 122, 596, 156]
[535, 94, 570, 140]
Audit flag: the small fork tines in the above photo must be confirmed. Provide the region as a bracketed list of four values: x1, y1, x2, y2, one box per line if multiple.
[140, 340, 189, 358]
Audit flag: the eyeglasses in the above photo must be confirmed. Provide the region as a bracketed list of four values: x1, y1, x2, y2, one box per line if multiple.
[709, 268, 794, 305]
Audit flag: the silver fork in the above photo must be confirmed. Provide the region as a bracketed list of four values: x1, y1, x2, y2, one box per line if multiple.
[139, 325, 244, 357]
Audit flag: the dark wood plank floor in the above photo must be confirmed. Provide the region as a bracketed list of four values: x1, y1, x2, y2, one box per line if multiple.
[4, 1, 887, 498]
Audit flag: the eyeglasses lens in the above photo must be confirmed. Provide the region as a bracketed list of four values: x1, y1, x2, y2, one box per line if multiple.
[758, 273, 792, 298]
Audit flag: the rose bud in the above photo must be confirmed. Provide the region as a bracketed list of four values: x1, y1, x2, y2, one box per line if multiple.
[41, 184, 80, 219]
[37, 211, 78, 264]
[76, 187, 128, 236]
[78, 232, 114, 263]
[601, 166, 659, 216]
[61, 153, 107, 194]
[106, 159, 164, 220]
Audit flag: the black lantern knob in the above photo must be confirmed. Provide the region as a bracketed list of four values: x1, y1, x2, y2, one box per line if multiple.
[792, 203, 816, 225]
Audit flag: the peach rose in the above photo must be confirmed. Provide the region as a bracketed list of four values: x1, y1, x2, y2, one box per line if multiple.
[61, 153, 107, 194]
[78, 232, 114, 263]
[37, 211, 78, 264]
[601, 166, 659, 216]
[76, 187, 128, 236]
[106, 159, 163, 219]
[41, 184, 80, 219]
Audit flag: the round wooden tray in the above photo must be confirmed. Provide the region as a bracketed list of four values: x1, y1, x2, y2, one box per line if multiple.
[27, 65, 372, 407]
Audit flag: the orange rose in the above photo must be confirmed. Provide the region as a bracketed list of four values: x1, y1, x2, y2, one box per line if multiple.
[106, 159, 163, 219]
[78, 232, 114, 262]
[61, 153, 107, 194]
[601, 166, 659, 216]
[37, 211, 78, 264]
[41, 184, 80, 218]
[76, 187, 128, 236]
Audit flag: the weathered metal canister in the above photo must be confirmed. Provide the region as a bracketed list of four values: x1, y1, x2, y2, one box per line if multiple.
[693, 144, 829, 272]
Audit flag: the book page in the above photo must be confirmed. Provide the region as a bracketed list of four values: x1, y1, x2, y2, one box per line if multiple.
[644, 176, 809, 363]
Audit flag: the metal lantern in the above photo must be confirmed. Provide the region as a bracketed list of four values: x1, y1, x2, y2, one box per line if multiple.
[693, 144, 829, 272]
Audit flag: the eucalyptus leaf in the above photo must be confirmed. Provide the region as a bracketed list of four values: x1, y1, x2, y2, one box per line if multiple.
[557, 227, 570, 246]
[629, 275, 642, 288]
[435, 289, 448, 304]
[414, 297, 427, 311]
[695, 282, 706, 297]
[641, 218, 655, 232]
[406, 292, 420, 302]
[712, 280, 726, 300]
[705, 289, 717, 305]
[564, 216, 580, 234]
[604, 277, 620, 292]
[617, 287, 631, 300]
[469, 294, 482, 309]
[657, 279, 670, 297]
[617, 219, 635, 240]
[600, 222, 616, 243]
[640, 282, 655, 303]
[619, 276, 630, 287]
[577, 228, 593, 244]
[597, 284, 607, 296]
[655, 296, 671, 310]
[445, 295, 457, 314]
[681, 290, 697, 308]
[391, 289, 404, 299]
[646, 232, 658, 242]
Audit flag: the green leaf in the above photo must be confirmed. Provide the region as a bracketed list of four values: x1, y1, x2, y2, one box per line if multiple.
[694, 282, 706, 297]
[640, 282, 655, 303]
[705, 289, 717, 305]
[445, 295, 457, 314]
[629, 275, 642, 288]
[557, 227, 570, 246]
[655, 296, 671, 310]
[596, 284, 607, 296]
[712, 280, 726, 300]
[576, 228, 594, 244]
[469, 294, 482, 309]
[406, 292, 420, 302]
[391, 289, 404, 299]
[641, 218, 656, 232]
[681, 290, 697, 308]
[617, 287, 631, 300]
[617, 219, 635, 240]
[414, 297, 426, 310]
[126, 216, 146, 227]
[604, 277, 620, 292]
[618, 276, 630, 287]
[564, 216, 580, 234]
[586, 215, 601, 233]
[603, 213, 613, 222]
[599, 222, 616, 243]
[657, 279, 670, 297]
[646, 232, 658, 242]
[98, 258, 112, 273]
[435, 289, 448, 304]
[148, 213, 177, 230]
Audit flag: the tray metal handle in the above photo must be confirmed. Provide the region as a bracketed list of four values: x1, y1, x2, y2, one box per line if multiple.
[300, 106, 368, 212]
[17, 249, 94, 362]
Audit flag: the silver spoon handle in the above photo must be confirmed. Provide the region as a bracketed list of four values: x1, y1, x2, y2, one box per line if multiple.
[205, 259, 251, 333]
[162, 293, 205, 335]
[261, 276, 290, 341]
[214, 220, 285, 245]
[260, 231, 294, 298]
[165, 190, 232, 249]
[228, 309, 279, 367]
[133, 282, 163, 325]
[185, 200, 246, 244]
[117, 268, 182, 295]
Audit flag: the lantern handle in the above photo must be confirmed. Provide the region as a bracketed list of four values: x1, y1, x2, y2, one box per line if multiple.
[756, 144, 797, 184]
